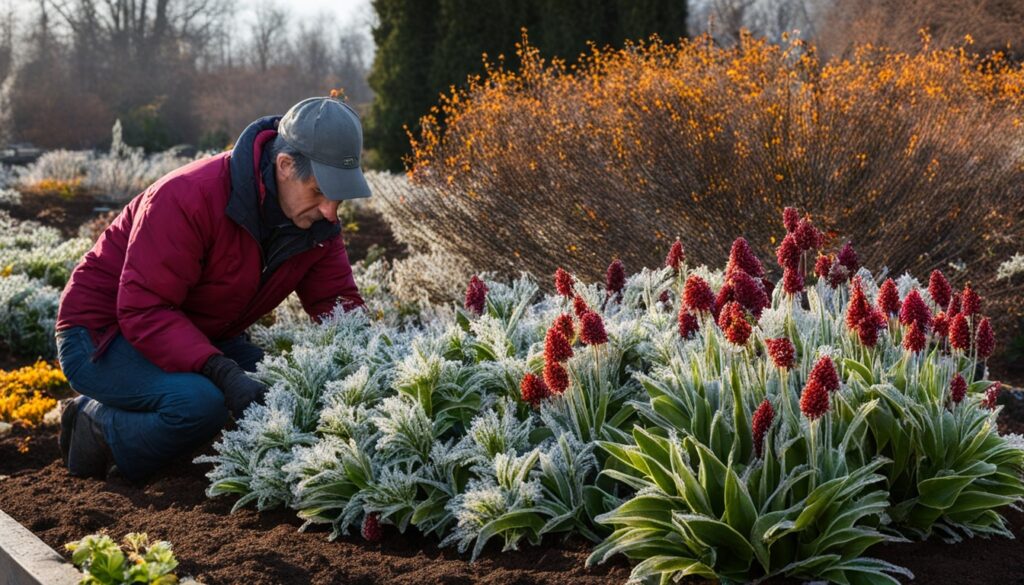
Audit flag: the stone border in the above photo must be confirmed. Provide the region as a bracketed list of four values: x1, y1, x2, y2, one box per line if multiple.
[0, 509, 80, 585]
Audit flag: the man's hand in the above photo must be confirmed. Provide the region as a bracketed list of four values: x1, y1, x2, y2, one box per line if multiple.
[201, 355, 268, 419]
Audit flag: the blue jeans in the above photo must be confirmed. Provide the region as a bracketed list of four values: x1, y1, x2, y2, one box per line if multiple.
[55, 326, 264, 482]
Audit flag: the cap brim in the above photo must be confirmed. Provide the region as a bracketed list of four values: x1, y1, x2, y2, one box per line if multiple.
[311, 159, 372, 201]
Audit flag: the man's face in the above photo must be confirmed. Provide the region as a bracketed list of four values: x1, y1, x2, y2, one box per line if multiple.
[275, 153, 340, 229]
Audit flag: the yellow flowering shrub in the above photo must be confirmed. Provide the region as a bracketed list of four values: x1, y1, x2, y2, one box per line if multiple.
[0, 361, 66, 426]
[400, 31, 1024, 326]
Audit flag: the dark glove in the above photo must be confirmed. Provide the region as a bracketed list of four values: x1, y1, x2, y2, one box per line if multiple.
[202, 354, 268, 419]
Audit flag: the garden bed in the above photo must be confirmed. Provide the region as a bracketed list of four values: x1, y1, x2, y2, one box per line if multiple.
[1, 391, 1022, 585]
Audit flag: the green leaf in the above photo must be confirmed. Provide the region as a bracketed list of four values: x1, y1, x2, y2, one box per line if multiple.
[471, 509, 545, 560]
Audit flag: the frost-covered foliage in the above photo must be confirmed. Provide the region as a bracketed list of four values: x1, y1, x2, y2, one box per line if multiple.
[0, 210, 91, 287]
[998, 252, 1024, 281]
[199, 207, 1024, 584]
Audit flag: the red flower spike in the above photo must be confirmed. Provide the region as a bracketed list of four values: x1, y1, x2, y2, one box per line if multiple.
[718, 302, 752, 345]
[553, 313, 575, 342]
[846, 278, 871, 331]
[949, 313, 971, 351]
[783, 267, 805, 295]
[776, 233, 801, 270]
[903, 322, 926, 353]
[665, 239, 685, 272]
[678, 308, 700, 339]
[809, 356, 840, 393]
[928, 270, 952, 310]
[837, 242, 859, 273]
[961, 286, 982, 316]
[726, 320, 753, 346]
[814, 253, 833, 279]
[898, 289, 932, 332]
[464, 275, 488, 315]
[765, 338, 795, 370]
[877, 279, 900, 316]
[554, 268, 574, 298]
[932, 312, 949, 339]
[520, 373, 551, 406]
[579, 311, 609, 346]
[683, 274, 715, 313]
[572, 294, 589, 318]
[752, 399, 775, 458]
[362, 513, 382, 542]
[783, 207, 800, 233]
[827, 261, 849, 288]
[947, 292, 962, 318]
[800, 378, 830, 420]
[950, 374, 967, 405]
[725, 237, 765, 279]
[658, 290, 671, 306]
[976, 318, 995, 359]
[795, 219, 821, 251]
[857, 310, 886, 347]
[714, 282, 734, 319]
[606, 259, 626, 296]
[544, 327, 574, 363]
[543, 361, 569, 394]
[731, 271, 770, 317]
[983, 382, 1002, 410]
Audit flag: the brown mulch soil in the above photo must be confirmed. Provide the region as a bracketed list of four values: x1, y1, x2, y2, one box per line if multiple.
[1, 392, 1023, 585]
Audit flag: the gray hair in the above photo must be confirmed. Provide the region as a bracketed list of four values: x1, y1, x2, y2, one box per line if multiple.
[269, 135, 313, 182]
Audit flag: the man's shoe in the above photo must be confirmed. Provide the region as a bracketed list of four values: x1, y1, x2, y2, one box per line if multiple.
[58, 396, 83, 466]
[65, 397, 115, 479]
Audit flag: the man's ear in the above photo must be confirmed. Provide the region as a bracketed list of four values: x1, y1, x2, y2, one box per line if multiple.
[276, 153, 293, 178]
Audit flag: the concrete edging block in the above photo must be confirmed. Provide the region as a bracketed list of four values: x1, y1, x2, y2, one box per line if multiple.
[0, 508, 81, 585]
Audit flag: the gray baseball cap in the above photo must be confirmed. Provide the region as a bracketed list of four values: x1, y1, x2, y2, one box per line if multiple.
[278, 97, 371, 201]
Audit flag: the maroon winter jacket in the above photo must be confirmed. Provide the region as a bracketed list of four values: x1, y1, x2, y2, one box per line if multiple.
[56, 116, 364, 373]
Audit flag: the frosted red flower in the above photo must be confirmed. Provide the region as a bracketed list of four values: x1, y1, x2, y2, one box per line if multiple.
[809, 356, 840, 393]
[949, 313, 971, 351]
[731, 270, 770, 317]
[846, 278, 871, 331]
[714, 282, 734, 319]
[544, 327, 573, 363]
[683, 274, 715, 313]
[718, 301, 752, 345]
[983, 382, 1002, 410]
[752, 399, 775, 458]
[765, 338, 795, 370]
[795, 219, 822, 251]
[553, 313, 575, 342]
[827, 261, 849, 288]
[554, 268, 574, 298]
[950, 374, 967, 405]
[877, 279, 900, 316]
[857, 309, 887, 347]
[800, 378, 830, 420]
[579, 311, 609, 345]
[665, 239, 685, 272]
[837, 242, 859, 273]
[678, 308, 700, 339]
[976, 317, 995, 359]
[658, 290, 671, 306]
[898, 289, 932, 332]
[572, 294, 589, 318]
[776, 233, 800, 270]
[783, 267, 805, 295]
[961, 286, 982, 316]
[464, 275, 488, 315]
[362, 513, 382, 542]
[903, 322, 926, 353]
[544, 361, 569, 394]
[947, 292, 962, 318]
[783, 207, 800, 233]
[725, 237, 765, 279]
[814, 253, 833, 279]
[606, 259, 626, 297]
[520, 373, 551, 406]
[928, 270, 952, 310]
[762, 277, 775, 299]
[932, 311, 949, 339]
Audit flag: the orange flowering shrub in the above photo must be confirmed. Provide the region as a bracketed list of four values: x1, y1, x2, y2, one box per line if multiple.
[0, 361, 66, 426]
[399, 31, 1024, 326]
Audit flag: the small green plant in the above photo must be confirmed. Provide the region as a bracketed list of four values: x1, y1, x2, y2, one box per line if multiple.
[65, 533, 179, 585]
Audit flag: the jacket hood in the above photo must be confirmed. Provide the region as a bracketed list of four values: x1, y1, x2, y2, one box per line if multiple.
[226, 115, 280, 239]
